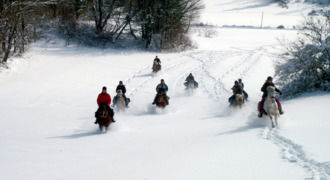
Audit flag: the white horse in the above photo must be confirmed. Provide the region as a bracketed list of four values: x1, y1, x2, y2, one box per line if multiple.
[264, 86, 280, 128]
[114, 90, 126, 111]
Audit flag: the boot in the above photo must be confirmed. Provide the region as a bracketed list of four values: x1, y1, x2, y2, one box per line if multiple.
[152, 95, 158, 105]
[258, 111, 263, 118]
[112, 118, 116, 123]
[279, 109, 284, 115]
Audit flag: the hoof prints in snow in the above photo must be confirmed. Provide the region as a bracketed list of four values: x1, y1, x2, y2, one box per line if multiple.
[263, 128, 330, 180]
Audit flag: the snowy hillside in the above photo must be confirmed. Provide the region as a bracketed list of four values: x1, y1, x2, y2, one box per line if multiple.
[0, 0, 329, 180]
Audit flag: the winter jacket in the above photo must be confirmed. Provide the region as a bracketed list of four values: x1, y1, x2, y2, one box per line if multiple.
[156, 84, 168, 94]
[185, 75, 195, 82]
[232, 84, 243, 95]
[116, 85, 126, 94]
[97, 93, 111, 106]
[261, 82, 281, 97]
[239, 82, 244, 89]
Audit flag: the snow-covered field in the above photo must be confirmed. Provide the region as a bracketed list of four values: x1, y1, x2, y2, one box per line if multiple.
[1, 0, 329, 180]
[200, 0, 327, 28]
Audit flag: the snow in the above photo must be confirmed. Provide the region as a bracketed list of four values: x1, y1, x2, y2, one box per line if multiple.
[200, 0, 327, 28]
[278, 92, 330, 162]
[1, 0, 330, 180]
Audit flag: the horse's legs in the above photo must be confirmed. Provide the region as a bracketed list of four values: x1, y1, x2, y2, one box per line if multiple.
[275, 115, 278, 127]
[269, 115, 275, 128]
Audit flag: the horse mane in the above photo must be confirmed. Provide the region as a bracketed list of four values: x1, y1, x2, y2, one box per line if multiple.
[100, 103, 107, 109]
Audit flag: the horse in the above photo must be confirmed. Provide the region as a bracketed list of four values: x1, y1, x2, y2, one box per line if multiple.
[113, 90, 127, 111]
[263, 86, 280, 128]
[152, 61, 161, 73]
[185, 81, 198, 89]
[231, 94, 244, 108]
[155, 92, 168, 108]
[95, 104, 113, 132]
[185, 81, 198, 95]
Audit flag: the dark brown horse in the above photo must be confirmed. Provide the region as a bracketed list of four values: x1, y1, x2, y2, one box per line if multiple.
[95, 104, 113, 132]
[155, 93, 168, 108]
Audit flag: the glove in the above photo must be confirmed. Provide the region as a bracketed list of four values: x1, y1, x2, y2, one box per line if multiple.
[279, 91, 282, 95]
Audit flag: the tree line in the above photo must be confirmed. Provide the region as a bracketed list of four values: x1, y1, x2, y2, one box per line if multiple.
[0, 0, 203, 63]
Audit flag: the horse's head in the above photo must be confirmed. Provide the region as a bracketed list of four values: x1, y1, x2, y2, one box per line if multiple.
[188, 81, 195, 88]
[235, 94, 244, 105]
[267, 86, 276, 99]
[117, 89, 123, 96]
[98, 103, 108, 118]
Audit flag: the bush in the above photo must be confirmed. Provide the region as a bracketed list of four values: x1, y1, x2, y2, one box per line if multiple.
[276, 12, 330, 97]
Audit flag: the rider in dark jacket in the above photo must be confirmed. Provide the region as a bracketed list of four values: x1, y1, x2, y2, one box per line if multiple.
[184, 73, 199, 88]
[228, 81, 243, 104]
[258, 76, 283, 117]
[238, 78, 248, 100]
[153, 79, 169, 105]
[114, 81, 130, 107]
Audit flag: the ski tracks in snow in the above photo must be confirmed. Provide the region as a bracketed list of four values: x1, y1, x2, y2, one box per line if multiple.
[263, 128, 330, 180]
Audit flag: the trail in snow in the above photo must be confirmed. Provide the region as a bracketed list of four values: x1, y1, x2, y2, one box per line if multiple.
[184, 43, 330, 180]
[263, 128, 330, 180]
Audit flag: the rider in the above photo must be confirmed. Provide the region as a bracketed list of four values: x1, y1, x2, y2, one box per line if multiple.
[228, 81, 243, 104]
[154, 56, 161, 70]
[114, 81, 130, 107]
[184, 73, 199, 88]
[238, 78, 248, 101]
[96, 86, 115, 122]
[152, 79, 169, 105]
[258, 76, 283, 117]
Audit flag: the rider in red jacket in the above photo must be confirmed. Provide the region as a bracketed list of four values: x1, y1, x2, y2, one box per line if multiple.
[96, 86, 115, 122]
[97, 87, 111, 106]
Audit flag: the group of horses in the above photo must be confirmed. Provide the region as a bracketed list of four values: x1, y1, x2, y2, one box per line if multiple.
[95, 62, 281, 132]
[230, 86, 280, 128]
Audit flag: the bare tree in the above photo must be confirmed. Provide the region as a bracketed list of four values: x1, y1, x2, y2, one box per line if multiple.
[0, 0, 56, 63]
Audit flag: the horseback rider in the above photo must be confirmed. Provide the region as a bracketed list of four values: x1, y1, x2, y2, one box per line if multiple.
[184, 73, 199, 88]
[228, 81, 243, 104]
[258, 76, 283, 117]
[96, 86, 115, 122]
[154, 56, 161, 70]
[238, 78, 248, 101]
[152, 79, 169, 105]
[114, 81, 130, 107]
